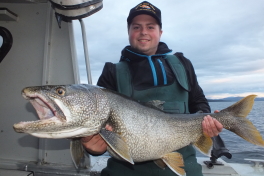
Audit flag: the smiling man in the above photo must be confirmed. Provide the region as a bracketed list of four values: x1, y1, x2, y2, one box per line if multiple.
[128, 14, 162, 56]
[82, 1, 223, 176]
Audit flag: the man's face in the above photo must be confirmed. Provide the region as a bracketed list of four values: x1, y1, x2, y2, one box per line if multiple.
[128, 14, 163, 56]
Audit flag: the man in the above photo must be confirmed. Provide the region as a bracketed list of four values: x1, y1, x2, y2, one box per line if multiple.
[82, 1, 223, 175]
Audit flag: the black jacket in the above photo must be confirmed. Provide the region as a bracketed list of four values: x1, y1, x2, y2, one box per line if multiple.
[97, 42, 211, 113]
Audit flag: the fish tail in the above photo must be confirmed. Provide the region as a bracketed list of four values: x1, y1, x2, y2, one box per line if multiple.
[221, 95, 264, 147]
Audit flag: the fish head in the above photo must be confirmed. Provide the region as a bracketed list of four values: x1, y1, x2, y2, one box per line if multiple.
[13, 84, 110, 139]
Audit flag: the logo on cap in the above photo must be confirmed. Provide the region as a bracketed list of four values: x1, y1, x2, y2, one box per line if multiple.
[136, 2, 156, 14]
[140, 4, 151, 10]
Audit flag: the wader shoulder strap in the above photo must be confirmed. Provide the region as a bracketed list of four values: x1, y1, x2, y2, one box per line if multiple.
[115, 61, 132, 96]
[165, 55, 189, 91]
[115, 55, 190, 96]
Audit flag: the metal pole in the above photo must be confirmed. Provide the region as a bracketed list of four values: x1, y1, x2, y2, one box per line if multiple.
[38, 4, 53, 165]
[79, 19, 92, 84]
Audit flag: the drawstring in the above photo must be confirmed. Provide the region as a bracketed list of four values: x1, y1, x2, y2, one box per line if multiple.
[125, 49, 172, 86]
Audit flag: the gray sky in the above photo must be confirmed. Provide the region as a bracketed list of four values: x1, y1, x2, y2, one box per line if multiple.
[73, 0, 264, 99]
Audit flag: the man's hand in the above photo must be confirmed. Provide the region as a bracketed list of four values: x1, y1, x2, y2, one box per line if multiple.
[202, 110, 223, 137]
[81, 124, 113, 155]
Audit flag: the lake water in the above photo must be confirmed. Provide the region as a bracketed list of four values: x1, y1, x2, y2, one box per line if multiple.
[196, 101, 264, 164]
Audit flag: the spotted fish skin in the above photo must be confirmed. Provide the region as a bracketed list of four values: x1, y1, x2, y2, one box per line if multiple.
[104, 89, 200, 161]
[13, 84, 264, 176]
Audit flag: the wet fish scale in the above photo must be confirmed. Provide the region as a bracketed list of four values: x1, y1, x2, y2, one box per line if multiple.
[13, 84, 264, 176]
[105, 91, 200, 161]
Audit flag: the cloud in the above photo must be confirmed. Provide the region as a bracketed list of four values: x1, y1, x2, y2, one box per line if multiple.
[72, 0, 264, 98]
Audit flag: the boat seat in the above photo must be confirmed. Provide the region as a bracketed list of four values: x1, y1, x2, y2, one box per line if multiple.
[204, 135, 232, 168]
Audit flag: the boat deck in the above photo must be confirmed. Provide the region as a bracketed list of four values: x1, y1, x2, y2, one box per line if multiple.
[197, 157, 264, 176]
[0, 157, 263, 176]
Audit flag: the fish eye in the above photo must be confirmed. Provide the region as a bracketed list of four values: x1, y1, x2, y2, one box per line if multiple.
[56, 88, 65, 96]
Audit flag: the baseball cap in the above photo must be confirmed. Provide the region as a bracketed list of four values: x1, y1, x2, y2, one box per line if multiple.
[127, 1, 162, 28]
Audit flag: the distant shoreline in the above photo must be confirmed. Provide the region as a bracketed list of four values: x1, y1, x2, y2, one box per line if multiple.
[207, 97, 264, 102]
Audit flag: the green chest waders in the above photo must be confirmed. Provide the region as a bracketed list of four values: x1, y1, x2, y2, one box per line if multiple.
[101, 55, 203, 176]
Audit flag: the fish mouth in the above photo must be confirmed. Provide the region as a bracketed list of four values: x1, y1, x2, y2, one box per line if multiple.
[22, 90, 66, 122]
[14, 90, 67, 133]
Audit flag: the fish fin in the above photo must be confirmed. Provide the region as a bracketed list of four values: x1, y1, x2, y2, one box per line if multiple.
[193, 134, 213, 156]
[161, 152, 185, 176]
[221, 94, 257, 117]
[154, 159, 167, 169]
[229, 117, 264, 146]
[99, 128, 134, 164]
[234, 118, 264, 146]
[222, 95, 264, 147]
[70, 138, 87, 169]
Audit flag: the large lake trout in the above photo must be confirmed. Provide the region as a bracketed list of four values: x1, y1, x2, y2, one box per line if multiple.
[13, 84, 264, 175]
